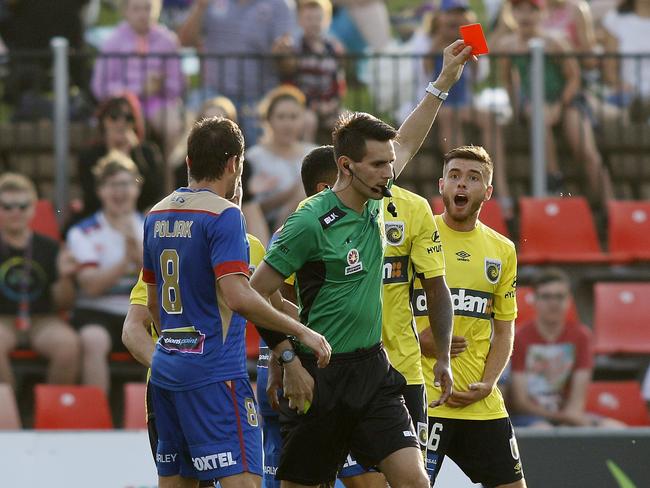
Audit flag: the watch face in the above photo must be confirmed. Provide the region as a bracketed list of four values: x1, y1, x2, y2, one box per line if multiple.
[281, 350, 294, 362]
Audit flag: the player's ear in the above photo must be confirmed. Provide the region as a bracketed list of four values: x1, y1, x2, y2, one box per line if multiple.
[438, 177, 444, 194]
[484, 185, 493, 201]
[225, 155, 239, 174]
[316, 182, 330, 193]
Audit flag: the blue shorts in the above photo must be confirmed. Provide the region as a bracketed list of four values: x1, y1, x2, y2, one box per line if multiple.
[262, 414, 282, 488]
[150, 379, 263, 481]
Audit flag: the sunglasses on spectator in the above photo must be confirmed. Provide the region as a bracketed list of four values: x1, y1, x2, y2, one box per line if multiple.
[536, 293, 568, 302]
[0, 201, 31, 211]
[106, 108, 135, 123]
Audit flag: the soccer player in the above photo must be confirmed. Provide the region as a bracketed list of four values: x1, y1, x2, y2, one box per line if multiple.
[141, 117, 331, 488]
[338, 183, 452, 488]
[257, 145, 339, 488]
[123, 180, 267, 488]
[417, 146, 526, 487]
[250, 41, 472, 488]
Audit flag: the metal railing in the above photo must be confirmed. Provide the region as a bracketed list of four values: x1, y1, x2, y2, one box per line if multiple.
[1, 41, 650, 207]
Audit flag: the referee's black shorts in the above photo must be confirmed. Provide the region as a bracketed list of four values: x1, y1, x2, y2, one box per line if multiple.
[276, 343, 419, 485]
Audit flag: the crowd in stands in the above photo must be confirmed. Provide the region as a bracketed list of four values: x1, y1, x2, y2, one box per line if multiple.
[0, 0, 649, 426]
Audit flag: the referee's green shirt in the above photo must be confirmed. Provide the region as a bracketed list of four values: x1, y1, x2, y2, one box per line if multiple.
[264, 189, 385, 354]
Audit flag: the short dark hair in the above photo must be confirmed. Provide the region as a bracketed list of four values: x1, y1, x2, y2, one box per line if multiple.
[332, 112, 397, 162]
[443, 145, 494, 184]
[301, 145, 338, 197]
[187, 117, 244, 182]
[532, 268, 571, 291]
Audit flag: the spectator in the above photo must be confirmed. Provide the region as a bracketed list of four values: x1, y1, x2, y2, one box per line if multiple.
[509, 268, 624, 428]
[91, 0, 185, 154]
[0, 0, 91, 120]
[331, 0, 391, 52]
[177, 0, 297, 144]
[543, 0, 597, 53]
[277, 0, 345, 143]
[67, 152, 144, 393]
[246, 85, 317, 230]
[496, 0, 613, 204]
[602, 0, 650, 123]
[0, 174, 80, 388]
[426, 0, 512, 216]
[169, 96, 271, 243]
[77, 93, 164, 218]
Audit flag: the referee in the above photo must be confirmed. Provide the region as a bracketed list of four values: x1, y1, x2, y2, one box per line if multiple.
[251, 41, 472, 487]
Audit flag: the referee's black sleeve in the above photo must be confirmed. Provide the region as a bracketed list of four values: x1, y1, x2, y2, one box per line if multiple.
[255, 326, 288, 350]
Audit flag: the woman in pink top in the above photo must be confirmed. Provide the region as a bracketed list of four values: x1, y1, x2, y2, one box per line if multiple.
[91, 0, 185, 154]
[542, 0, 597, 52]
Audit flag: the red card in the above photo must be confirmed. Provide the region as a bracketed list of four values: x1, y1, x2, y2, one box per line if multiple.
[460, 23, 489, 56]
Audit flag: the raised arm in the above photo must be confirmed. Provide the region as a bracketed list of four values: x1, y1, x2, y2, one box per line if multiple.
[178, 0, 209, 47]
[394, 40, 473, 177]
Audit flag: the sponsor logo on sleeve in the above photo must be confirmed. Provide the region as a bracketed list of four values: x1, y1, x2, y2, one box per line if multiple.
[485, 258, 502, 284]
[383, 255, 409, 284]
[385, 221, 405, 246]
[319, 206, 347, 229]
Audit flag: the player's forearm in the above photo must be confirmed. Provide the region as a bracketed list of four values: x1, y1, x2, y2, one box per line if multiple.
[236, 288, 304, 338]
[481, 321, 514, 388]
[122, 305, 155, 368]
[423, 279, 453, 364]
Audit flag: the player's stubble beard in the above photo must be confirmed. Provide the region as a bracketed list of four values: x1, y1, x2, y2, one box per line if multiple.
[442, 191, 484, 225]
[224, 175, 240, 201]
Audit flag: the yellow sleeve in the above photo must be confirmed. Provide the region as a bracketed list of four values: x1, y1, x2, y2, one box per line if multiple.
[493, 244, 517, 321]
[248, 234, 266, 269]
[129, 272, 148, 306]
[285, 273, 295, 286]
[410, 201, 445, 280]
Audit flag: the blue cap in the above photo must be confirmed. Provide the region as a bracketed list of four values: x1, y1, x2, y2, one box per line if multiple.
[440, 0, 470, 12]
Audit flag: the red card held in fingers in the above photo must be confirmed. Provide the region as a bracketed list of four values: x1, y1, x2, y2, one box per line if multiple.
[460, 23, 489, 55]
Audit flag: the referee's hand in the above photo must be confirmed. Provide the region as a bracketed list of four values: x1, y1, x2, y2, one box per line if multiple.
[283, 359, 314, 415]
[430, 361, 453, 407]
[297, 328, 332, 368]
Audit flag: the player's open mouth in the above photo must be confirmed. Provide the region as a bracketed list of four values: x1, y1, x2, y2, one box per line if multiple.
[454, 194, 469, 207]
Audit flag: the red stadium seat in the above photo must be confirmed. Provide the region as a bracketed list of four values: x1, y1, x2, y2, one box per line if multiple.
[607, 200, 650, 262]
[30, 200, 61, 242]
[593, 282, 650, 354]
[0, 383, 21, 429]
[123, 382, 147, 430]
[428, 197, 510, 237]
[586, 381, 650, 426]
[518, 197, 609, 264]
[34, 385, 113, 430]
[246, 322, 261, 360]
[515, 286, 579, 327]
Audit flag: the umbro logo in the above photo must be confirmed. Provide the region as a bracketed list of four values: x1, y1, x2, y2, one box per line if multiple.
[456, 250, 471, 262]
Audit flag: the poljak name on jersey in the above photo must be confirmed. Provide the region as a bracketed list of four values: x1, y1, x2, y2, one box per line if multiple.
[153, 220, 193, 238]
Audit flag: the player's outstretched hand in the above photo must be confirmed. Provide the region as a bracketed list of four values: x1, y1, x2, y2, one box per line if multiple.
[266, 352, 283, 411]
[430, 361, 453, 407]
[435, 40, 475, 92]
[283, 359, 314, 415]
[297, 328, 331, 368]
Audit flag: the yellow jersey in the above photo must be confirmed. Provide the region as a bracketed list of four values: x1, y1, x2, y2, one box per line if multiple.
[382, 186, 445, 385]
[417, 215, 517, 420]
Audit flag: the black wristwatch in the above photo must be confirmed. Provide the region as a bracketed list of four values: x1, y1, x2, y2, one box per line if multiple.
[278, 348, 296, 366]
